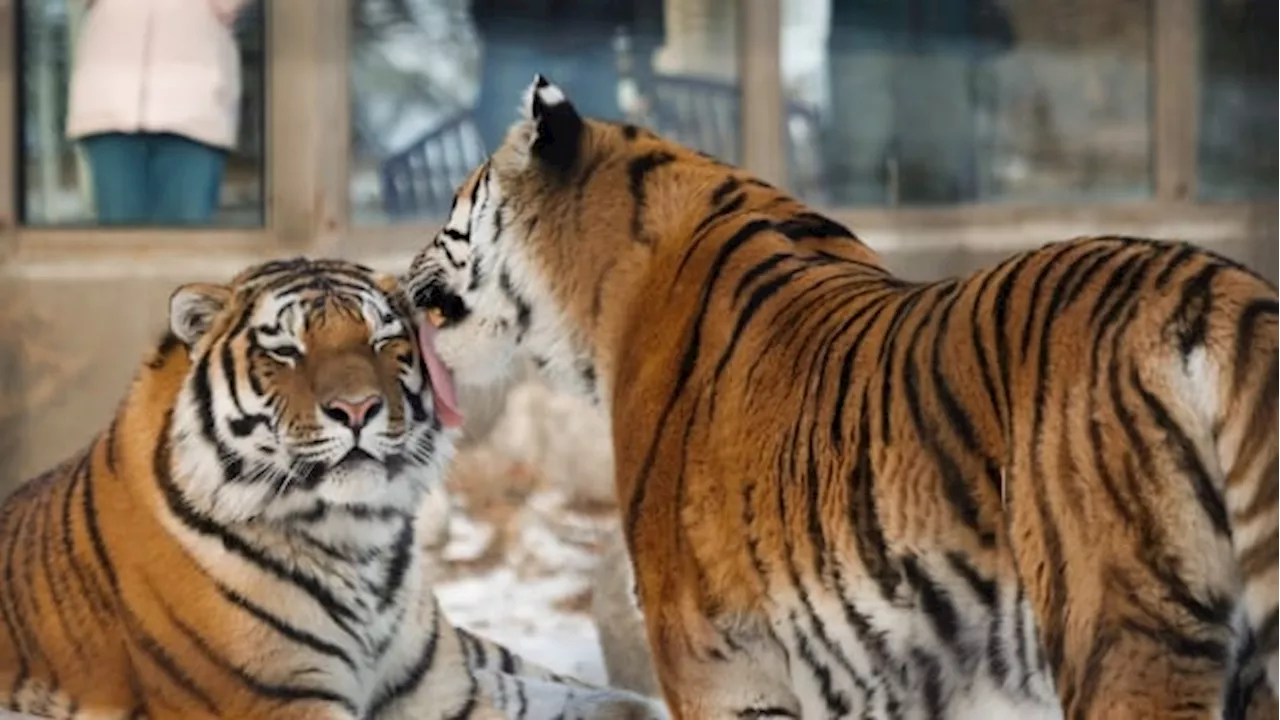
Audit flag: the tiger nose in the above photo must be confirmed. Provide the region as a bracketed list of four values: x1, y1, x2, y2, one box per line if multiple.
[322, 394, 384, 430]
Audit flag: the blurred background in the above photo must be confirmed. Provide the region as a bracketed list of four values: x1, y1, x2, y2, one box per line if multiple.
[0, 0, 1275, 683]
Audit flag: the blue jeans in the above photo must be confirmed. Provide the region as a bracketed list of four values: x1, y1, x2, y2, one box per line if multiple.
[80, 132, 228, 225]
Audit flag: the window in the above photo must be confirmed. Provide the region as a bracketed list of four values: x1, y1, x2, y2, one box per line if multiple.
[782, 0, 1154, 207]
[1198, 0, 1276, 201]
[18, 0, 266, 227]
[349, 0, 741, 225]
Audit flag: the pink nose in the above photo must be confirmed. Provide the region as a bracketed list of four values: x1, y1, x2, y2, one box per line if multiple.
[322, 394, 383, 430]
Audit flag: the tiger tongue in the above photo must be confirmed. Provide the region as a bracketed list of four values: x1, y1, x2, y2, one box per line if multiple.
[416, 320, 465, 429]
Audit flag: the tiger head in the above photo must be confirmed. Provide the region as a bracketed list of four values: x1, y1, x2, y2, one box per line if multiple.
[163, 257, 453, 528]
[401, 74, 724, 408]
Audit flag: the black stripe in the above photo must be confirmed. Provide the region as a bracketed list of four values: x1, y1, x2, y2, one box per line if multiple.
[849, 395, 900, 598]
[215, 582, 357, 671]
[367, 606, 442, 717]
[708, 257, 831, 418]
[1131, 368, 1231, 536]
[789, 616, 851, 717]
[945, 552, 997, 608]
[627, 151, 676, 244]
[627, 219, 772, 543]
[989, 250, 1037, 420]
[967, 269, 1010, 434]
[160, 596, 356, 713]
[747, 275, 887, 396]
[0, 494, 33, 703]
[58, 455, 111, 619]
[1152, 241, 1199, 288]
[152, 411, 365, 640]
[79, 454, 220, 713]
[773, 212, 859, 243]
[827, 287, 898, 452]
[901, 556, 961, 653]
[376, 520, 416, 611]
[694, 192, 748, 237]
[37, 474, 87, 664]
[873, 285, 930, 443]
[1016, 241, 1083, 359]
[1232, 297, 1277, 394]
[902, 284, 991, 541]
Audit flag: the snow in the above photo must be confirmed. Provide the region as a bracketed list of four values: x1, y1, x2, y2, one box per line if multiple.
[437, 565, 609, 685]
[427, 411, 624, 688]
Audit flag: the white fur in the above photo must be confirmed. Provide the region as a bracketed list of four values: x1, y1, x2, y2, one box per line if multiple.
[519, 75, 568, 124]
[415, 160, 596, 406]
[398, 77, 1073, 719]
[169, 285, 434, 531]
[149, 275, 664, 719]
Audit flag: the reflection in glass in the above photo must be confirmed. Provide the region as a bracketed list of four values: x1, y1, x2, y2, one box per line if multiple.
[350, 0, 741, 224]
[18, 0, 266, 227]
[1198, 0, 1276, 201]
[783, 0, 1155, 207]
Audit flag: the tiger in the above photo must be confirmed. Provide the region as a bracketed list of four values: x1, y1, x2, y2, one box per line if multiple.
[0, 256, 668, 720]
[399, 75, 1279, 720]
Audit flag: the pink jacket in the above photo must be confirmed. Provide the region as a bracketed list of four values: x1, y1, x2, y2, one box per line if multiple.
[66, 0, 252, 149]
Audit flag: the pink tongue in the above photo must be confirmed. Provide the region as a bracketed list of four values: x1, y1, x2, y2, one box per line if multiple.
[417, 320, 465, 429]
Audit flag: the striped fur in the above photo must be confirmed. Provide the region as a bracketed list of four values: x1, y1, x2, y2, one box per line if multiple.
[400, 76, 1279, 720]
[0, 257, 666, 720]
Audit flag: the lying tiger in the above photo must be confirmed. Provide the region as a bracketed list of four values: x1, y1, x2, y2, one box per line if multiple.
[0, 257, 666, 720]
[401, 76, 1279, 719]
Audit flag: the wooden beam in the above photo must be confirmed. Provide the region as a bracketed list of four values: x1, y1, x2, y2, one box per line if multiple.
[0, 0, 16, 253]
[739, 0, 785, 187]
[1153, 0, 1201, 201]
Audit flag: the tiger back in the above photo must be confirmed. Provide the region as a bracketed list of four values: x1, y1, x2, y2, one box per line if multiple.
[400, 76, 1278, 720]
[0, 257, 667, 720]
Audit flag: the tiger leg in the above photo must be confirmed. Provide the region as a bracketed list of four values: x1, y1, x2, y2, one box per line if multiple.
[455, 626, 589, 687]
[1235, 683, 1280, 720]
[640, 596, 798, 720]
[1005, 455, 1240, 719]
[376, 594, 665, 720]
[366, 593, 497, 720]
[470, 670, 669, 720]
[456, 626, 667, 719]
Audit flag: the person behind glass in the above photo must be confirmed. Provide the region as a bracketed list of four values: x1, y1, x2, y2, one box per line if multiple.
[823, 0, 1011, 206]
[65, 0, 251, 226]
[469, 0, 666, 154]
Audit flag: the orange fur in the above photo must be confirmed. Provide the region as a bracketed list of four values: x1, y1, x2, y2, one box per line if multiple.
[0, 259, 431, 718]
[403, 77, 1278, 720]
[0, 256, 670, 720]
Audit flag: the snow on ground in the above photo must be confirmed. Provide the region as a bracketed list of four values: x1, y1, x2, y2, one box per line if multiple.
[438, 565, 609, 685]
[428, 398, 623, 686]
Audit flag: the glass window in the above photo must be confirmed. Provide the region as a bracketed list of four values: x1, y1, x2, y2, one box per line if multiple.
[18, 0, 267, 227]
[350, 0, 741, 224]
[783, 0, 1154, 207]
[1198, 0, 1276, 201]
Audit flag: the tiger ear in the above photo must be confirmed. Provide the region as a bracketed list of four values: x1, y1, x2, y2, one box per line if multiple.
[374, 273, 411, 315]
[516, 74, 583, 174]
[373, 272, 401, 296]
[169, 282, 231, 347]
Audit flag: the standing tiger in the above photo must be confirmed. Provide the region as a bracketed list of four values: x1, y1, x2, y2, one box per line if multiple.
[400, 76, 1279, 720]
[0, 257, 667, 720]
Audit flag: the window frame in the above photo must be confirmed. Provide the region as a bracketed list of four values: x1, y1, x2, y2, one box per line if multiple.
[0, 0, 341, 267]
[0, 0, 1273, 275]
[1, 0, 14, 255]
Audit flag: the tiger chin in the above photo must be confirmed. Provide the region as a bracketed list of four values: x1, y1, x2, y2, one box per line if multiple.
[402, 75, 1279, 720]
[0, 257, 667, 720]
